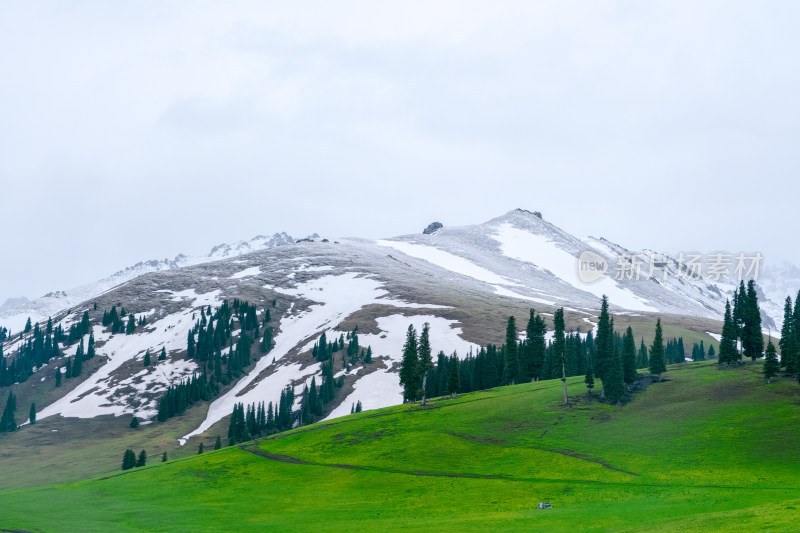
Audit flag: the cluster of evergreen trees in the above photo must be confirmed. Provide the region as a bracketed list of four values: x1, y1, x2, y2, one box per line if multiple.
[398, 298, 670, 406]
[0, 318, 64, 386]
[157, 299, 273, 423]
[228, 385, 296, 445]
[121, 449, 147, 470]
[719, 280, 763, 366]
[0, 391, 17, 432]
[691, 341, 714, 361]
[313, 328, 372, 369]
[777, 290, 800, 380]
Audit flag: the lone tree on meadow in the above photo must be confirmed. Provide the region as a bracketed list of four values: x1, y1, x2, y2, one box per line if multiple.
[649, 318, 667, 382]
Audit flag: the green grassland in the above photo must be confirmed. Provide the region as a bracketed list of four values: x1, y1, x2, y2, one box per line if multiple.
[2, 361, 799, 532]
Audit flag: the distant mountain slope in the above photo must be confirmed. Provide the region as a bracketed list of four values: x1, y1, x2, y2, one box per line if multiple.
[0, 209, 790, 461]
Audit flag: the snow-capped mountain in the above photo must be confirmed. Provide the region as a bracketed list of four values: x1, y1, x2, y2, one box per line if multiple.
[0, 232, 305, 332]
[0, 209, 793, 450]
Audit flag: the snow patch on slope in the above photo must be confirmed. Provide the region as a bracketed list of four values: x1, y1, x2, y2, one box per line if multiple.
[492, 224, 657, 312]
[181, 273, 448, 443]
[376, 240, 518, 286]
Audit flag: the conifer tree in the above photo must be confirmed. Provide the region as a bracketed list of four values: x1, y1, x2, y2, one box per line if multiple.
[29, 402, 36, 425]
[763, 341, 779, 384]
[622, 326, 637, 387]
[526, 309, 547, 382]
[743, 280, 763, 362]
[121, 449, 137, 470]
[162, 451, 168, 462]
[603, 320, 626, 404]
[418, 323, 433, 405]
[553, 309, 567, 406]
[130, 416, 139, 428]
[649, 318, 667, 382]
[593, 296, 614, 399]
[719, 300, 739, 366]
[447, 355, 460, 397]
[136, 450, 147, 467]
[0, 391, 17, 432]
[399, 325, 419, 402]
[355, 400, 362, 413]
[780, 296, 799, 375]
[55, 368, 62, 387]
[159, 347, 166, 361]
[143, 350, 151, 367]
[198, 443, 204, 454]
[503, 316, 519, 384]
[584, 365, 595, 396]
[215, 435, 222, 450]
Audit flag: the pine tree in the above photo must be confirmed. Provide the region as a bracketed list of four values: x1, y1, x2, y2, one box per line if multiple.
[121, 449, 137, 470]
[130, 416, 139, 428]
[0, 391, 17, 432]
[159, 347, 167, 361]
[638, 338, 648, 369]
[143, 350, 151, 367]
[649, 318, 667, 382]
[622, 326, 637, 387]
[398, 325, 419, 402]
[418, 323, 433, 405]
[136, 450, 147, 467]
[198, 443, 204, 454]
[28, 402, 36, 425]
[526, 309, 547, 382]
[162, 451, 168, 462]
[763, 341, 779, 384]
[55, 368, 62, 387]
[215, 435, 222, 450]
[719, 300, 739, 366]
[355, 400, 362, 413]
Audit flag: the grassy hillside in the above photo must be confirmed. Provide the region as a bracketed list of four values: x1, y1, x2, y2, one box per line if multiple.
[2, 361, 799, 532]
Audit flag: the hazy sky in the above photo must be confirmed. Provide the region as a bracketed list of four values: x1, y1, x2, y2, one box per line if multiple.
[1, 1, 799, 305]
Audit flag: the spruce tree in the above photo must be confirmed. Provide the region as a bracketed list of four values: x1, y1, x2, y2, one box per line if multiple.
[418, 323, 433, 405]
[29, 402, 36, 425]
[355, 400, 362, 413]
[55, 368, 62, 387]
[215, 435, 222, 450]
[743, 280, 763, 362]
[136, 450, 147, 467]
[162, 451, 168, 462]
[593, 296, 614, 399]
[553, 309, 567, 406]
[584, 365, 595, 396]
[763, 341, 779, 384]
[603, 320, 626, 404]
[719, 300, 739, 366]
[0, 391, 17, 432]
[159, 347, 167, 361]
[130, 416, 139, 428]
[503, 316, 519, 384]
[398, 325, 419, 402]
[447, 355, 460, 397]
[779, 296, 798, 375]
[143, 350, 151, 367]
[622, 326, 637, 387]
[198, 443, 204, 454]
[121, 449, 137, 470]
[526, 309, 547, 381]
[649, 318, 667, 382]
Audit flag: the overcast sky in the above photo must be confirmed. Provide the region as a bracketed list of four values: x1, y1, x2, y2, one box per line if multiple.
[1, 1, 799, 305]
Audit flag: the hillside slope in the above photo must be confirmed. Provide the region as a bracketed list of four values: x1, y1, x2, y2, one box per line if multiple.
[2, 361, 799, 532]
